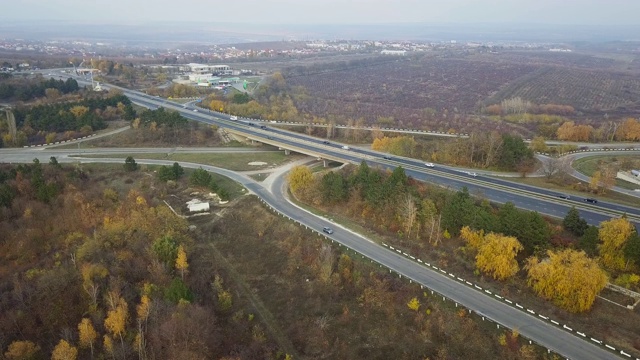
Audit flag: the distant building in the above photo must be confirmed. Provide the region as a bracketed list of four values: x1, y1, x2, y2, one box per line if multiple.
[380, 50, 406, 56]
[183, 63, 232, 75]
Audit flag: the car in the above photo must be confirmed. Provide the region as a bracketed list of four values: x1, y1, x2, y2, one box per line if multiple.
[342, 145, 350, 150]
[383, 155, 392, 160]
[323, 141, 330, 144]
[230, 115, 238, 120]
[425, 162, 435, 168]
[193, 109, 198, 112]
[248, 123, 255, 126]
[584, 198, 598, 204]
[468, 172, 477, 177]
[558, 194, 570, 200]
[260, 125, 267, 129]
[322, 227, 334, 234]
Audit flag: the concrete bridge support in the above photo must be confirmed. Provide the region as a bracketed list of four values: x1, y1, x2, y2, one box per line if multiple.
[284, 149, 290, 155]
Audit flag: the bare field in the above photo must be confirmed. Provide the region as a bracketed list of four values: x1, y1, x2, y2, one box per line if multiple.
[487, 67, 640, 112]
[287, 56, 537, 132]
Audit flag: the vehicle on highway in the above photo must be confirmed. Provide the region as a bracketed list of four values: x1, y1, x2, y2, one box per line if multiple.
[230, 115, 238, 120]
[425, 162, 435, 168]
[323, 141, 330, 144]
[248, 123, 255, 126]
[342, 145, 350, 150]
[584, 198, 598, 204]
[193, 109, 198, 112]
[558, 194, 571, 200]
[383, 155, 392, 160]
[322, 227, 334, 234]
[468, 172, 477, 177]
[267, 136, 273, 140]
[260, 125, 267, 129]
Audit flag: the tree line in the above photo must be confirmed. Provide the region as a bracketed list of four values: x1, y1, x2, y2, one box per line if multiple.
[289, 162, 640, 313]
[2, 94, 136, 147]
[0, 76, 80, 101]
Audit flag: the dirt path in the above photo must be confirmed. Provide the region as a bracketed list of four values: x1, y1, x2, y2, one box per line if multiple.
[207, 241, 300, 358]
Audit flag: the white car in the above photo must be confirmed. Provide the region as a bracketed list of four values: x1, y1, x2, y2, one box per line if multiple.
[193, 109, 198, 112]
[468, 172, 477, 177]
[425, 162, 435, 168]
[342, 145, 350, 150]
[230, 115, 238, 120]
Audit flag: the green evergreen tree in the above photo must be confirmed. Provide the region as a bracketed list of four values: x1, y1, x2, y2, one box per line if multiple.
[578, 226, 599, 257]
[441, 187, 475, 236]
[124, 156, 138, 172]
[563, 206, 588, 237]
[624, 231, 640, 269]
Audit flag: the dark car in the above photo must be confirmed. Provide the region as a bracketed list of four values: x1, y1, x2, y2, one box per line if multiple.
[558, 195, 570, 200]
[260, 125, 267, 129]
[248, 123, 255, 126]
[323, 140, 330, 144]
[383, 155, 392, 160]
[322, 227, 334, 234]
[584, 198, 598, 204]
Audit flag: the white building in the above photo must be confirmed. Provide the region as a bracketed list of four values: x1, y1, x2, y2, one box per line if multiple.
[183, 63, 232, 75]
[186, 199, 210, 212]
[380, 50, 406, 56]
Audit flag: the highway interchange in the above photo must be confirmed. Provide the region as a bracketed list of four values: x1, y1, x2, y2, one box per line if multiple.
[3, 70, 640, 359]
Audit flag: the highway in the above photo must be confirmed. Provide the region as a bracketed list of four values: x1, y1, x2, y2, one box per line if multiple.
[10, 70, 637, 358]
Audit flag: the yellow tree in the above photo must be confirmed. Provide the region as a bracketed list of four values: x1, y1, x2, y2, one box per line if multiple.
[103, 335, 115, 360]
[526, 249, 607, 313]
[78, 318, 98, 359]
[615, 118, 640, 141]
[69, 105, 89, 118]
[175, 245, 189, 280]
[4, 341, 40, 359]
[135, 294, 151, 360]
[599, 217, 634, 271]
[287, 166, 314, 196]
[51, 340, 77, 360]
[529, 136, 548, 153]
[104, 297, 128, 354]
[460, 226, 484, 249]
[475, 233, 523, 281]
[407, 297, 420, 311]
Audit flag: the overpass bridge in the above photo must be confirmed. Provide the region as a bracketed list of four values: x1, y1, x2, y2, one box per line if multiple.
[225, 127, 370, 167]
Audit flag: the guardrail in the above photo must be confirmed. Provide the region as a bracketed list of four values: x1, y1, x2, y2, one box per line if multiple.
[23, 133, 98, 148]
[255, 196, 637, 360]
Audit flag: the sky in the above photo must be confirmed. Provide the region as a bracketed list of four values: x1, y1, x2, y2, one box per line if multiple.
[3, 0, 640, 26]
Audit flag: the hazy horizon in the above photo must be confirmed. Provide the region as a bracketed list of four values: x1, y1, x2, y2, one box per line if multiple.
[2, 0, 640, 26]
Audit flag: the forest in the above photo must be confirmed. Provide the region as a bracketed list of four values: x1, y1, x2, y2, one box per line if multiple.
[0, 75, 79, 102]
[1, 93, 136, 147]
[0, 160, 568, 360]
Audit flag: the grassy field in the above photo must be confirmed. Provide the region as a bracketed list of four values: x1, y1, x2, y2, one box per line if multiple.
[573, 155, 640, 191]
[72, 152, 306, 171]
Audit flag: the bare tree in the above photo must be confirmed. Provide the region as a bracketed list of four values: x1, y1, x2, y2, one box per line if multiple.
[541, 156, 561, 180]
[399, 194, 417, 238]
